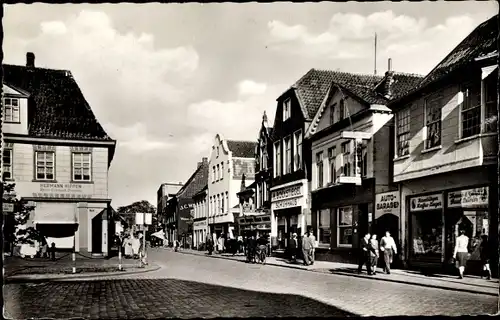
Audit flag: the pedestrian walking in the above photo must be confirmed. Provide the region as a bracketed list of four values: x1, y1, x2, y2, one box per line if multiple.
[308, 229, 317, 265]
[123, 234, 133, 258]
[301, 231, 313, 266]
[289, 233, 298, 263]
[369, 234, 379, 275]
[453, 230, 470, 279]
[380, 231, 397, 274]
[357, 233, 372, 275]
[480, 234, 492, 280]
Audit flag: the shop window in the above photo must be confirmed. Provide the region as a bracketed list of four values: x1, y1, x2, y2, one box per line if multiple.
[484, 72, 498, 133]
[35, 151, 55, 181]
[338, 206, 353, 247]
[328, 147, 336, 184]
[446, 209, 489, 262]
[318, 209, 331, 245]
[424, 94, 442, 149]
[396, 107, 410, 157]
[461, 83, 481, 138]
[411, 212, 443, 258]
[72, 152, 92, 182]
[316, 151, 324, 188]
[293, 130, 302, 171]
[3, 147, 13, 180]
[3, 98, 20, 123]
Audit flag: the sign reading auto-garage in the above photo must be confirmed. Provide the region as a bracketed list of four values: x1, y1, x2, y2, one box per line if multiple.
[375, 191, 400, 219]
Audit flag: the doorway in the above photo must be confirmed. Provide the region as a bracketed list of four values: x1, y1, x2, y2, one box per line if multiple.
[92, 214, 103, 254]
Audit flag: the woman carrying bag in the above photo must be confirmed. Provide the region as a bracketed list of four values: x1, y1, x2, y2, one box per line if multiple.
[453, 230, 470, 279]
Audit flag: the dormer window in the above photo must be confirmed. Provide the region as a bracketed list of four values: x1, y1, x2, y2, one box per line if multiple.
[339, 99, 346, 121]
[283, 98, 291, 121]
[3, 98, 20, 123]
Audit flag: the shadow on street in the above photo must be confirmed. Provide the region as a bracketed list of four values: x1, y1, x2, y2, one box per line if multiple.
[4, 278, 359, 318]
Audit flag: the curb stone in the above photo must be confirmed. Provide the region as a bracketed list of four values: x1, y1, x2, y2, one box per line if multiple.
[4, 264, 162, 283]
[178, 250, 497, 297]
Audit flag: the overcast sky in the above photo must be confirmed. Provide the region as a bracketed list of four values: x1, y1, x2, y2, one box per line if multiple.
[3, 2, 497, 208]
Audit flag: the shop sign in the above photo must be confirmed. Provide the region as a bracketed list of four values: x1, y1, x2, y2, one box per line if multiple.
[271, 185, 302, 202]
[410, 194, 443, 212]
[179, 203, 194, 211]
[194, 220, 206, 227]
[3, 203, 14, 213]
[448, 187, 489, 208]
[375, 191, 400, 218]
[32, 183, 93, 199]
[272, 198, 299, 210]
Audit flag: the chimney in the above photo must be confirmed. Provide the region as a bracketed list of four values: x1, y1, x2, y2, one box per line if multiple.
[240, 174, 246, 192]
[262, 111, 269, 128]
[383, 58, 395, 99]
[26, 52, 35, 68]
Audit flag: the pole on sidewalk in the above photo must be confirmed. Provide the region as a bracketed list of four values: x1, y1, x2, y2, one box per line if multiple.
[143, 225, 148, 266]
[118, 235, 122, 271]
[139, 225, 143, 268]
[72, 235, 76, 274]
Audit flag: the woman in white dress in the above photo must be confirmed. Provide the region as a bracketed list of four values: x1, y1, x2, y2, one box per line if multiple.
[453, 230, 470, 279]
[123, 235, 133, 258]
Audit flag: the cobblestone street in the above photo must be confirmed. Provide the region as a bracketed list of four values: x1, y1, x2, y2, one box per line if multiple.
[4, 249, 498, 318]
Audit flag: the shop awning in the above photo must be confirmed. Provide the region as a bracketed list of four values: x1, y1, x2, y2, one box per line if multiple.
[33, 202, 77, 224]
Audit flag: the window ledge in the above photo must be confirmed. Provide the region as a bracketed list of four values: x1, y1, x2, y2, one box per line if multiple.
[393, 154, 410, 162]
[421, 145, 442, 154]
[32, 179, 58, 183]
[455, 132, 497, 145]
[70, 181, 94, 184]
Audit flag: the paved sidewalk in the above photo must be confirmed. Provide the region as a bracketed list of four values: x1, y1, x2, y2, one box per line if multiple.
[4, 253, 161, 282]
[177, 248, 499, 296]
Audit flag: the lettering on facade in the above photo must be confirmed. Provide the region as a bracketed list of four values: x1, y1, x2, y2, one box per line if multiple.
[271, 185, 302, 202]
[375, 191, 400, 219]
[70, 146, 92, 152]
[448, 187, 489, 208]
[273, 198, 299, 210]
[179, 203, 194, 211]
[194, 220, 207, 227]
[32, 183, 92, 199]
[410, 194, 443, 212]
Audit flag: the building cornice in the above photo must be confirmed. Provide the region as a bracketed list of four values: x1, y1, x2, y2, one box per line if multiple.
[4, 133, 117, 147]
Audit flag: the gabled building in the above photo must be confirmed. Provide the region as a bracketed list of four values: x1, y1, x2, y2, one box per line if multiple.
[192, 184, 208, 249]
[270, 69, 382, 253]
[306, 61, 423, 263]
[172, 158, 209, 248]
[157, 182, 183, 218]
[255, 111, 274, 214]
[2, 52, 117, 256]
[388, 15, 498, 275]
[208, 134, 256, 239]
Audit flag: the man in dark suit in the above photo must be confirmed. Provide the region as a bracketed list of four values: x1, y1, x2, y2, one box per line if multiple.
[358, 233, 373, 275]
[289, 233, 298, 263]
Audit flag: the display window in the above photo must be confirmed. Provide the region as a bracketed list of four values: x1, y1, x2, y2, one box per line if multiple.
[445, 209, 488, 262]
[411, 211, 443, 259]
[318, 209, 331, 245]
[338, 206, 354, 247]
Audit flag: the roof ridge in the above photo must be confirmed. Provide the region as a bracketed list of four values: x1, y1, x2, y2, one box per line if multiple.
[293, 68, 317, 86]
[393, 71, 425, 78]
[3, 63, 71, 74]
[313, 68, 383, 79]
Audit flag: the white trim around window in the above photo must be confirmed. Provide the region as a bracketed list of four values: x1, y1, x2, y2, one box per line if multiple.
[2, 147, 13, 180]
[283, 98, 291, 121]
[72, 152, 92, 182]
[274, 141, 281, 177]
[35, 151, 55, 181]
[337, 206, 353, 248]
[3, 97, 20, 123]
[293, 129, 302, 171]
[423, 94, 442, 150]
[395, 107, 411, 157]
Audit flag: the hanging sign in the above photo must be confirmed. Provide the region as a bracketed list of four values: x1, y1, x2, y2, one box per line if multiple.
[410, 193, 443, 212]
[448, 187, 489, 208]
[271, 185, 302, 201]
[375, 191, 400, 219]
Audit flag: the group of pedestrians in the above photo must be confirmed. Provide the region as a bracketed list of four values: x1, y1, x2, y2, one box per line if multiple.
[453, 230, 492, 280]
[358, 231, 397, 275]
[287, 228, 317, 266]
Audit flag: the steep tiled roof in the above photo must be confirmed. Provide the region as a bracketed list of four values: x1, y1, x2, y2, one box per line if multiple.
[419, 14, 498, 87]
[374, 72, 425, 100]
[177, 161, 209, 200]
[226, 140, 257, 158]
[290, 69, 382, 120]
[2, 64, 113, 141]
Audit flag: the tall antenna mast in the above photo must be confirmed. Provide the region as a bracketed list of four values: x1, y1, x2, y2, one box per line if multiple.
[374, 32, 377, 76]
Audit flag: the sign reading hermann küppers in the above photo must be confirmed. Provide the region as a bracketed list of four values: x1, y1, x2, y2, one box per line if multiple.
[375, 191, 400, 219]
[410, 193, 443, 212]
[32, 183, 93, 199]
[448, 187, 489, 208]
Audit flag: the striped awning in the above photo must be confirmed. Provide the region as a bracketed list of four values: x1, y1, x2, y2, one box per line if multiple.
[33, 202, 77, 224]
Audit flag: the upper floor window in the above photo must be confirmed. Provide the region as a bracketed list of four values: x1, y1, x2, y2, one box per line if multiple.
[484, 73, 498, 133]
[293, 130, 302, 171]
[284, 136, 292, 174]
[35, 151, 55, 181]
[461, 83, 481, 138]
[339, 99, 346, 121]
[396, 107, 411, 157]
[3, 98, 20, 123]
[216, 164, 220, 180]
[221, 162, 224, 180]
[212, 166, 216, 183]
[274, 141, 281, 177]
[341, 141, 352, 176]
[72, 152, 91, 181]
[424, 94, 442, 149]
[221, 193, 225, 213]
[330, 103, 336, 125]
[262, 148, 268, 170]
[3, 147, 13, 180]
[283, 98, 291, 121]
[355, 141, 368, 177]
[328, 147, 336, 184]
[316, 151, 324, 188]
[216, 146, 220, 157]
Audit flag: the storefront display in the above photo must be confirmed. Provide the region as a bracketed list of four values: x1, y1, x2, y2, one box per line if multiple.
[409, 193, 443, 260]
[338, 206, 354, 246]
[318, 209, 330, 245]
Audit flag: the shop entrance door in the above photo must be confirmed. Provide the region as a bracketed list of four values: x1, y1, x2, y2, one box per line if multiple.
[91, 215, 103, 254]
